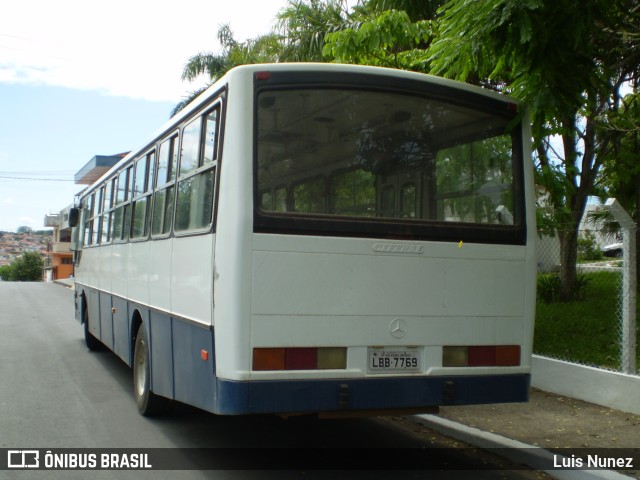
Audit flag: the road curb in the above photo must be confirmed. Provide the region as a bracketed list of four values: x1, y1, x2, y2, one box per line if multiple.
[52, 279, 74, 289]
[413, 414, 634, 480]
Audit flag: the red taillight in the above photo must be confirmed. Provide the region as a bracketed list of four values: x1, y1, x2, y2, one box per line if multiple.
[253, 347, 346, 371]
[496, 345, 521, 366]
[468, 346, 496, 366]
[285, 348, 317, 370]
[443, 345, 520, 367]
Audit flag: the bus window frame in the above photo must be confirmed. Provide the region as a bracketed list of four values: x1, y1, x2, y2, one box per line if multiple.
[151, 131, 180, 239]
[131, 149, 155, 242]
[100, 176, 116, 245]
[173, 101, 223, 237]
[92, 186, 104, 246]
[112, 165, 133, 244]
[252, 72, 527, 246]
[260, 184, 289, 212]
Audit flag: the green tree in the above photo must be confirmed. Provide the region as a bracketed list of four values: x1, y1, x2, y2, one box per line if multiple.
[172, 0, 639, 302]
[174, 0, 356, 115]
[361, 0, 444, 21]
[320, 0, 448, 70]
[275, 0, 353, 62]
[322, 9, 432, 70]
[174, 24, 284, 116]
[428, 0, 638, 300]
[599, 94, 640, 212]
[0, 264, 12, 281]
[9, 252, 44, 282]
[594, 92, 640, 277]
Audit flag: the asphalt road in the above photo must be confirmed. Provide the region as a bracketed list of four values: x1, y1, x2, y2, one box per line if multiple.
[0, 282, 551, 480]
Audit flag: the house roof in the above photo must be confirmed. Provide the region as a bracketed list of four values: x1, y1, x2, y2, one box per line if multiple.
[74, 153, 128, 185]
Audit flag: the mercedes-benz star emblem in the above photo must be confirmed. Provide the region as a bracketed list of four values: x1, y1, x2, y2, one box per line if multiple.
[389, 318, 407, 339]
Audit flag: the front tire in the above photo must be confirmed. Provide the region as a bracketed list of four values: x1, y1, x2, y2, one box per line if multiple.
[83, 302, 103, 351]
[133, 323, 168, 416]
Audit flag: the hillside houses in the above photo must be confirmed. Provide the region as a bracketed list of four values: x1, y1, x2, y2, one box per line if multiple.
[0, 231, 51, 267]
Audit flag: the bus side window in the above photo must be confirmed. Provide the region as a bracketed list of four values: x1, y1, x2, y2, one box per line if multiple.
[175, 167, 216, 231]
[330, 169, 375, 217]
[112, 166, 133, 241]
[175, 105, 220, 233]
[92, 186, 104, 245]
[152, 135, 178, 236]
[401, 184, 417, 218]
[132, 151, 154, 239]
[179, 117, 201, 177]
[202, 108, 219, 165]
[101, 178, 114, 244]
[380, 186, 395, 217]
[82, 194, 93, 246]
[293, 177, 326, 214]
[260, 186, 288, 212]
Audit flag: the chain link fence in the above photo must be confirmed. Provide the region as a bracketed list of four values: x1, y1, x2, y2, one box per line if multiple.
[535, 219, 638, 375]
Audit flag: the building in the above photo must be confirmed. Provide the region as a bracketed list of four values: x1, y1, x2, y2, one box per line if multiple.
[74, 154, 126, 185]
[43, 207, 75, 281]
[43, 153, 126, 281]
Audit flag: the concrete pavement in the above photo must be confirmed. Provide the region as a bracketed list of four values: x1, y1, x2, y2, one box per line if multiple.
[415, 388, 640, 479]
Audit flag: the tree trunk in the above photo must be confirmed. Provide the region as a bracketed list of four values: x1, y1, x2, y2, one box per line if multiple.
[635, 171, 640, 286]
[559, 226, 579, 301]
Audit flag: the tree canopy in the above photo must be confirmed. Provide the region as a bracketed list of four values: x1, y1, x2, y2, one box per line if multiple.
[425, 0, 639, 297]
[175, 0, 640, 297]
[0, 252, 43, 282]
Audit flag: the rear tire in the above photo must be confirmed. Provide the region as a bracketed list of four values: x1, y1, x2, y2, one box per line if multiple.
[133, 323, 168, 416]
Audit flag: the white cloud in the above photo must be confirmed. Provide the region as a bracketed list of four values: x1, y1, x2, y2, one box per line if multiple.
[0, 0, 288, 101]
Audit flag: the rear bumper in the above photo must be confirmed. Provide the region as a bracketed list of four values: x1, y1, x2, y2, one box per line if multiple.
[214, 373, 531, 415]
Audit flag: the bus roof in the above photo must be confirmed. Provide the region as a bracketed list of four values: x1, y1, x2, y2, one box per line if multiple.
[79, 62, 518, 197]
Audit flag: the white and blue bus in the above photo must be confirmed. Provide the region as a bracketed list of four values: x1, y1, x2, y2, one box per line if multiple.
[73, 63, 536, 417]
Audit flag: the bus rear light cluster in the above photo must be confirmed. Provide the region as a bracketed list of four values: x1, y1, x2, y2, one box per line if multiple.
[443, 345, 521, 367]
[253, 347, 347, 371]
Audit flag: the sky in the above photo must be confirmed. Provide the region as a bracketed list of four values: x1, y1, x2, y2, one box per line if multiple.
[0, 0, 290, 232]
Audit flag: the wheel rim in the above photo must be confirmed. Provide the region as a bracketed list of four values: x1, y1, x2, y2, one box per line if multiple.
[135, 339, 147, 398]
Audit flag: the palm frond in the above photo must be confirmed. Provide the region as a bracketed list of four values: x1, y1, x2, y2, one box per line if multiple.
[181, 53, 229, 82]
[170, 87, 209, 117]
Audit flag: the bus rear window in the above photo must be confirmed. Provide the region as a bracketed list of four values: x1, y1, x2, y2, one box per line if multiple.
[255, 86, 525, 244]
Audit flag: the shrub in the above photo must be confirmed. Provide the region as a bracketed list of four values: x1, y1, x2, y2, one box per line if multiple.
[537, 273, 591, 303]
[577, 230, 603, 261]
[537, 273, 561, 303]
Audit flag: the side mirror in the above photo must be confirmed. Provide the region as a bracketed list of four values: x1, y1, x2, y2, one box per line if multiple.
[69, 207, 80, 228]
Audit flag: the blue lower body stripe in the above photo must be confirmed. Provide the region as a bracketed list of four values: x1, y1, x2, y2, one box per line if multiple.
[214, 374, 530, 415]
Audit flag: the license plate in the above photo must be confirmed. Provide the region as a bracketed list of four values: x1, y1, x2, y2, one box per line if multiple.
[368, 348, 420, 373]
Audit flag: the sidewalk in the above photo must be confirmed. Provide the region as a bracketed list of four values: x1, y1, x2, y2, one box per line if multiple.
[53, 278, 74, 289]
[415, 388, 640, 479]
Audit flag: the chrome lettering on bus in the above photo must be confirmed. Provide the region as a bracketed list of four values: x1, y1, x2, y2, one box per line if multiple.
[372, 243, 424, 255]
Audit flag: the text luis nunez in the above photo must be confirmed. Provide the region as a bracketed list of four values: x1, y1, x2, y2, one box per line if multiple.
[554, 454, 634, 469]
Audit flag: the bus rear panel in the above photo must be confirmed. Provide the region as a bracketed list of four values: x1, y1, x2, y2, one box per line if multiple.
[210, 65, 535, 416]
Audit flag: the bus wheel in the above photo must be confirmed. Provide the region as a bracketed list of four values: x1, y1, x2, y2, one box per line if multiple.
[83, 302, 103, 351]
[133, 323, 167, 416]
